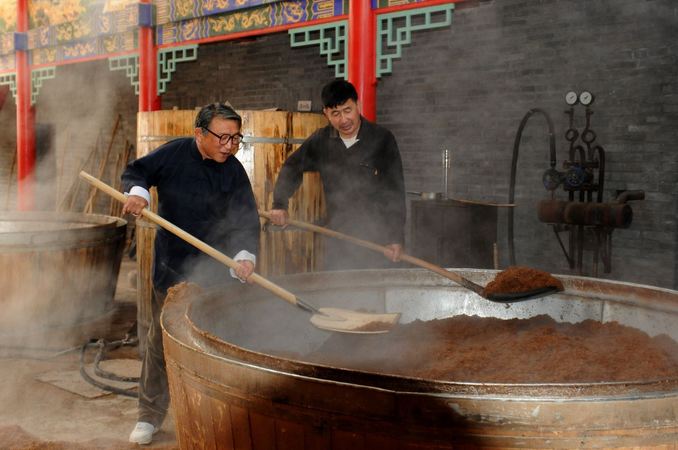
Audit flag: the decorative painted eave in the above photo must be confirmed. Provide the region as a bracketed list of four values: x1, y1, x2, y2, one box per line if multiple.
[0, 0, 17, 34]
[0, 1, 140, 71]
[28, 2, 139, 66]
[0, 0, 456, 92]
[155, 0, 284, 25]
[156, 0, 344, 46]
[0, 1, 445, 67]
[27, 4, 138, 50]
[0, 32, 14, 71]
[0, 32, 13, 55]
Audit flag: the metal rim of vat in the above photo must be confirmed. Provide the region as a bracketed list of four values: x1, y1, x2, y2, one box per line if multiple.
[163, 268, 678, 399]
[0, 211, 126, 248]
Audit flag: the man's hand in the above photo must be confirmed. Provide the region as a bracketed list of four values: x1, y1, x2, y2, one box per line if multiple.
[267, 209, 289, 228]
[122, 195, 149, 218]
[383, 243, 402, 262]
[234, 260, 255, 283]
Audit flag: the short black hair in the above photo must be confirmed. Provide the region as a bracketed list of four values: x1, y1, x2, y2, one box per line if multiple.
[321, 79, 358, 109]
[195, 102, 242, 129]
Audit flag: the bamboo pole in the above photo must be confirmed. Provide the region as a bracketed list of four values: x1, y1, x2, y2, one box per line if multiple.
[58, 131, 101, 212]
[84, 114, 121, 214]
[110, 142, 133, 217]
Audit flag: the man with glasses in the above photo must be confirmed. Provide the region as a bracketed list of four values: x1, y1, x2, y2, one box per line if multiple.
[267, 79, 406, 270]
[121, 102, 260, 445]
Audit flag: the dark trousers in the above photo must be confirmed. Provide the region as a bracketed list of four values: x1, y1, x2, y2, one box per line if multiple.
[137, 287, 169, 427]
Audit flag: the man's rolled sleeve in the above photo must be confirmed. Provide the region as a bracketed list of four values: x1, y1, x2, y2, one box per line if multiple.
[126, 186, 151, 205]
[229, 249, 257, 283]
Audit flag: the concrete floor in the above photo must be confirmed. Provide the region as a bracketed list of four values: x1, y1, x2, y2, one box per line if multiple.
[0, 257, 179, 449]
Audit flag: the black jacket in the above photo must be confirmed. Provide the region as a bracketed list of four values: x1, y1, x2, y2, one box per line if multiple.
[122, 138, 260, 291]
[273, 117, 406, 247]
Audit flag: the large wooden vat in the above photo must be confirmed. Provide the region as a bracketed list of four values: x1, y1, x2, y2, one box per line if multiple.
[0, 212, 126, 346]
[135, 109, 326, 351]
[162, 269, 678, 449]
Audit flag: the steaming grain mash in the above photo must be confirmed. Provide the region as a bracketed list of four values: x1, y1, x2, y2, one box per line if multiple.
[303, 314, 678, 383]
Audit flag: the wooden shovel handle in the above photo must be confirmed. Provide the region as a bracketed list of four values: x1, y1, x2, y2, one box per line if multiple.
[78, 171, 301, 307]
[259, 210, 485, 295]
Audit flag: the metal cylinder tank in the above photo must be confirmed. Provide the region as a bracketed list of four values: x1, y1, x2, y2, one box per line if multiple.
[162, 269, 678, 449]
[0, 211, 127, 346]
[537, 199, 633, 228]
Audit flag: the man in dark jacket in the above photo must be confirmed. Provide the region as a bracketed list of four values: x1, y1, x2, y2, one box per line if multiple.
[122, 103, 260, 444]
[267, 79, 406, 270]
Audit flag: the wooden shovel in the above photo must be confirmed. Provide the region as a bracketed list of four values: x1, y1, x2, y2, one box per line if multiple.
[259, 211, 561, 303]
[79, 171, 399, 334]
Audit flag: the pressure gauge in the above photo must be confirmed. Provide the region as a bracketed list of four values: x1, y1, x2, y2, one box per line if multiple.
[579, 91, 594, 106]
[565, 91, 578, 105]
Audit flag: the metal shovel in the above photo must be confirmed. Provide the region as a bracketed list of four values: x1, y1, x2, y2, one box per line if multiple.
[79, 171, 399, 334]
[259, 211, 561, 303]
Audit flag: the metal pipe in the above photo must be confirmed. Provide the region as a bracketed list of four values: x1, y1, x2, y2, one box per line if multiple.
[442, 148, 449, 198]
[537, 199, 633, 229]
[508, 108, 556, 265]
[615, 190, 645, 204]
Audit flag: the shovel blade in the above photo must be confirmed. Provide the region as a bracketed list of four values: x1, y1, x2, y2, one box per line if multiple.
[310, 308, 400, 334]
[485, 286, 563, 303]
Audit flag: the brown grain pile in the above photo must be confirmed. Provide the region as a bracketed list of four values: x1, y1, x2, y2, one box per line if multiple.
[306, 314, 678, 383]
[482, 266, 564, 296]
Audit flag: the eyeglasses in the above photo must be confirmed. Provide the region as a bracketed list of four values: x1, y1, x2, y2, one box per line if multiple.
[202, 127, 244, 146]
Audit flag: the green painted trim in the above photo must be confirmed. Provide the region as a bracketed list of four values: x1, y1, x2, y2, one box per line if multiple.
[31, 66, 56, 105]
[377, 3, 454, 77]
[0, 72, 16, 100]
[0, 68, 54, 104]
[109, 54, 140, 95]
[108, 45, 198, 97]
[289, 20, 347, 79]
[158, 44, 198, 95]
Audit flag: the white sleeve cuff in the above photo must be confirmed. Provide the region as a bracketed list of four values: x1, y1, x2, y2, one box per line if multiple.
[127, 186, 151, 205]
[229, 250, 257, 283]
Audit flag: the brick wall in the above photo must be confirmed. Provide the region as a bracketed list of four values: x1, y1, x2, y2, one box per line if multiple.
[377, 0, 678, 288]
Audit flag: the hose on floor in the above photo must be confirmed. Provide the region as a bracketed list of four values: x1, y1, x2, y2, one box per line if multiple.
[79, 332, 140, 398]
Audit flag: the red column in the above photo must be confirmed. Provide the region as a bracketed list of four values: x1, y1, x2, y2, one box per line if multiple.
[15, 0, 35, 210]
[138, 0, 160, 112]
[348, 0, 376, 121]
